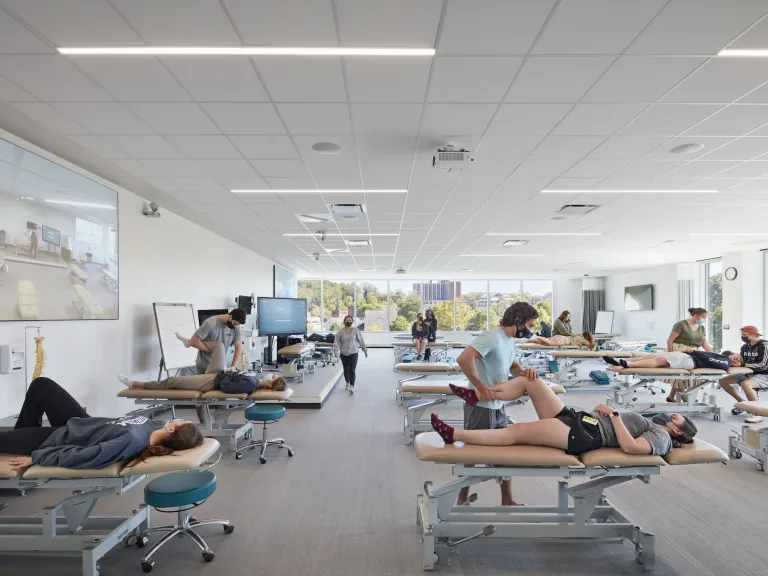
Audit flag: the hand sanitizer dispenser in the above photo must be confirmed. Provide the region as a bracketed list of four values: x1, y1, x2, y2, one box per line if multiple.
[0, 344, 24, 374]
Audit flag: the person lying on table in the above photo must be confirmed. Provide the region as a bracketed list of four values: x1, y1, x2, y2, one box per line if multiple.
[527, 332, 596, 350]
[602, 349, 731, 371]
[118, 369, 287, 392]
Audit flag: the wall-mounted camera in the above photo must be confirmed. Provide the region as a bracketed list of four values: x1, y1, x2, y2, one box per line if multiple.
[142, 201, 161, 218]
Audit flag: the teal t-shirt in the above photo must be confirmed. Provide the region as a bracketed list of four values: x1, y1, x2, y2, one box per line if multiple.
[467, 327, 517, 410]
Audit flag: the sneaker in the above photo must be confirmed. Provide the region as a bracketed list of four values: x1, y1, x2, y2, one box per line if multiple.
[745, 415, 763, 424]
[732, 407, 745, 415]
[348, 385, 354, 395]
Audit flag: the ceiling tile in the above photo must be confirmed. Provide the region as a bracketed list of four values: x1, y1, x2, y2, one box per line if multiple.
[2, 0, 141, 44]
[0, 76, 35, 100]
[350, 104, 422, 134]
[564, 159, 629, 178]
[662, 58, 768, 103]
[229, 136, 299, 159]
[111, 0, 240, 44]
[336, 0, 442, 46]
[643, 136, 734, 161]
[553, 103, 648, 136]
[527, 136, 606, 160]
[315, 176, 362, 188]
[139, 159, 202, 177]
[71, 57, 191, 101]
[52, 102, 154, 134]
[143, 177, 180, 192]
[165, 135, 242, 159]
[162, 57, 269, 102]
[277, 103, 353, 135]
[344, 58, 431, 103]
[68, 135, 127, 158]
[474, 136, 542, 159]
[439, 0, 556, 54]
[292, 135, 359, 179]
[111, 158, 160, 178]
[195, 159, 258, 178]
[627, 0, 768, 55]
[487, 103, 574, 136]
[619, 104, 722, 136]
[506, 56, 615, 103]
[217, 177, 269, 191]
[420, 104, 498, 136]
[428, 57, 522, 103]
[222, 0, 337, 45]
[0, 55, 112, 100]
[533, 0, 666, 54]
[171, 177, 225, 192]
[711, 161, 768, 179]
[202, 103, 285, 135]
[255, 57, 347, 102]
[0, 8, 54, 53]
[583, 57, 705, 103]
[665, 160, 740, 179]
[684, 105, 768, 137]
[511, 159, 575, 178]
[11, 102, 89, 134]
[685, 138, 765, 162]
[103, 135, 184, 158]
[127, 103, 220, 134]
[266, 178, 318, 190]
[250, 159, 309, 178]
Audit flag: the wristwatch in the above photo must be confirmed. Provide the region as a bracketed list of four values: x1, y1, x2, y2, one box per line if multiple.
[611, 411, 620, 417]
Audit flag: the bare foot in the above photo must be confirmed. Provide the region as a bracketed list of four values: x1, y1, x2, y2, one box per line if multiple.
[502, 498, 524, 506]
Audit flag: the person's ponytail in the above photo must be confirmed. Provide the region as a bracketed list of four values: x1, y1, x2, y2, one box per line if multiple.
[127, 422, 203, 467]
[128, 445, 174, 467]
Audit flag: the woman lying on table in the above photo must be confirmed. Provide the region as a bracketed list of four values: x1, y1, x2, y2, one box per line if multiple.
[527, 332, 596, 350]
[430, 371, 697, 456]
[603, 349, 732, 371]
[1, 377, 202, 472]
[117, 370, 287, 392]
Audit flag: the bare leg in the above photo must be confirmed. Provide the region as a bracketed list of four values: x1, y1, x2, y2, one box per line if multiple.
[626, 356, 670, 369]
[453, 419, 570, 450]
[720, 376, 745, 402]
[487, 376, 565, 419]
[741, 379, 758, 402]
[204, 342, 227, 373]
[528, 336, 552, 346]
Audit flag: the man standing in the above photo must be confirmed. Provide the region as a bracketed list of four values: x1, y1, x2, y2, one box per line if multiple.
[722, 325, 768, 424]
[455, 301, 540, 506]
[188, 309, 246, 374]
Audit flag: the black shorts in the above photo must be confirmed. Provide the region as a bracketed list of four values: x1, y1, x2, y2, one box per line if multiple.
[554, 407, 604, 455]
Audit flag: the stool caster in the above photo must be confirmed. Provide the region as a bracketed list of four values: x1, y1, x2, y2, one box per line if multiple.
[224, 524, 235, 534]
[259, 456, 267, 464]
[141, 561, 154, 573]
[203, 551, 215, 562]
[235, 453, 243, 460]
[136, 535, 148, 548]
[288, 449, 294, 457]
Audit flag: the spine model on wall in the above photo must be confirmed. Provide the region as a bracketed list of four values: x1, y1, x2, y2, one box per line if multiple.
[33, 336, 45, 379]
[238, 347, 252, 371]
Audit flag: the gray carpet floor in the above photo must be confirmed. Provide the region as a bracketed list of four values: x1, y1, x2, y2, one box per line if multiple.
[1, 349, 767, 576]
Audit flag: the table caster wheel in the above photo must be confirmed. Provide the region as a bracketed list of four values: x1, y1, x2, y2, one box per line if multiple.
[260, 457, 267, 464]
[136, 535, 148, 548]
[734, 450, 742, 459]
[713, 414, 721, 422]
[141, 561, 154, 573]
[288, 449, 294, 457]
[224, 524, 235, 534]
[203, 551, 215, 562]
[757, 462, 764, 472]
[433, 554, 439, 564]
[235, 452, 243, 460]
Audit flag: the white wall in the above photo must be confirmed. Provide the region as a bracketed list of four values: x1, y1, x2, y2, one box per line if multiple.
[604, 264, 679, 344]
[722, 250, 764, 351]
[555, 278, 583, 332]
[0, 189, 275, 419]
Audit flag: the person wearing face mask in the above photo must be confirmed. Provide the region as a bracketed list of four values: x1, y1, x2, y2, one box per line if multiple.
[334, 315, 368, 394]
[553, 310, 573, 336]
[411, 313, 429, 361]
[720, 325, 768, 424]
[423, 309, 438, 362]
[665, 307, 712, 403]
[177, 308, 246, 375]
[453, 302, 540, 507]
[432, 378, 698, 457]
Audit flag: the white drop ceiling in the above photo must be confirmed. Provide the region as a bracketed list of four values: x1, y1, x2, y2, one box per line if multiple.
[1, 0, 768, 278]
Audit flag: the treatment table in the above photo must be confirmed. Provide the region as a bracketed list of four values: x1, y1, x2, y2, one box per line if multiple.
[729, 400, 768, 473]
[278, 343, 316, 382]
[414, 432, 727, 571]
[550, 350, 643, 389]
[395, 361, 462, 374]
[0, 438, 219, 576]
[118, 388, 294, 452]
[392, 340, 462, 364]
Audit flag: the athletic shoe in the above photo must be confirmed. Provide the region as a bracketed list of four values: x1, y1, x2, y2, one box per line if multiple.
[732, 407, 745, 415]
[745, 415, 763, 424]
[348, 385, 354, 395]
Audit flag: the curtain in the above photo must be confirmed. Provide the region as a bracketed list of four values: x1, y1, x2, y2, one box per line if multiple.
[582, 290, 605, 333]
[677, 279, 694, 320]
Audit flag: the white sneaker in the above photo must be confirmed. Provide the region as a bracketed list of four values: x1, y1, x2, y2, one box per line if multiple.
[348, 386, 354, 395]
[344, 383, 349, 391]
[745, 415, 764, 424]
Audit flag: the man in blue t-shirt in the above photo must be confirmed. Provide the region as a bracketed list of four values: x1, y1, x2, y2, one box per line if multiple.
[455, 302, 540, 506]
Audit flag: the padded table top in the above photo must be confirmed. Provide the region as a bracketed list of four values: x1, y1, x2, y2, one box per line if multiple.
[395, 362, 462, 372]
[734, 401, 768, 417]
[415, 432, 727, 467]
[392, 341, 462, 348]
[118, 388, 294, 401]
[279, 343, 315, 355]
[401, 380, 565, 395]
[552, 350, 641, 358]
[518, 344, 581, 350]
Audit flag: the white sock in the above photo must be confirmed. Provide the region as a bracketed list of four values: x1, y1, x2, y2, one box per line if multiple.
[175, 332, 191, 347]
[117, 374, 132, 388]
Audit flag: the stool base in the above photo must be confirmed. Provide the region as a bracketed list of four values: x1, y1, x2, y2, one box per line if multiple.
[235, 420, 294, 463]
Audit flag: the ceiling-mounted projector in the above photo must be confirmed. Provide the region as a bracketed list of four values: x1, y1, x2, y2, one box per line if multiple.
[432, 145, 472, 176]
[396, 267, 407, 274]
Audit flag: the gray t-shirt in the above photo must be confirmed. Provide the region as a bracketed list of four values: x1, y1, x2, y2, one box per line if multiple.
[467, 327, 516, 410]
[194, 316, 241, 372]
[594, 412, 672, 455]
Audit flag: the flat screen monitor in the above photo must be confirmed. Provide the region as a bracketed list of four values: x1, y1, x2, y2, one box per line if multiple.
[237, 295, 253, 314]
[257, 297, 307, 336]
[41, 225, 60, 246]
[26, 221, 37, 230]
[625, 285, 654, 311]
[197, 308, 228, 327]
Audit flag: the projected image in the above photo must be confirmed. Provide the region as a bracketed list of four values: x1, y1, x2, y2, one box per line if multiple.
[258, 298, 307, 336]
[0, 137, 119, 321]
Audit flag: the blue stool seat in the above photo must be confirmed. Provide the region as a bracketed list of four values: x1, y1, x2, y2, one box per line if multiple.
[245, 403, 286, 422]
[144, 470, 216, 509]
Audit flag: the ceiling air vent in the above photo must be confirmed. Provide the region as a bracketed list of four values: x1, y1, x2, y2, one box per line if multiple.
[557, 204, 598, 217]
[297, 213, 332, 224]
[396, 267, 407, 274]
[328, 203, 366, 215]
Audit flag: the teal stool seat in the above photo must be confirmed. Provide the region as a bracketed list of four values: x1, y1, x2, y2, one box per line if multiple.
[144, 470, 216, 509]
[244, 403, 286, 421]
[138, 470, 233, 573]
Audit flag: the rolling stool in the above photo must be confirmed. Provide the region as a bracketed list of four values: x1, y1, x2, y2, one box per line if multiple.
[137, 470, 233, 573]
[235, 404, 294, 463]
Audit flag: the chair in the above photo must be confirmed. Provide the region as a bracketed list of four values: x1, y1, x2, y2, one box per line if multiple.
[235, 404, 295, 463]
[138, 469, 233, 573]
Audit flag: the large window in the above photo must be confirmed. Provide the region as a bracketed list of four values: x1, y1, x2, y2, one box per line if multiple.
[703, 260, 723, 352]
[489, 281, 522, 328]
[456, 281, 488, 331]
[523, 280, 554, 332]
[419, 280, 455, 331]
[389, 280, 421, 331]
[322, 280, 354, 332]
[298, 279, 322, 333]
[356, 281, 388, 331]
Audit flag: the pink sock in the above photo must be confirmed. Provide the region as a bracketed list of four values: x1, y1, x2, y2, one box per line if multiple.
[431, 413, 455, 444]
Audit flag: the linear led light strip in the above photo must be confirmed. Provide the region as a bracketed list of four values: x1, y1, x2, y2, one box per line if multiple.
[283, 233, 398, 237]
[485, 232, 602, 236]
[44, 199, 115, 209]
[690, 233, 768, 237]
[541, 189, 718, 194]
[233, 189, 406, 194]
[58, 47, 435, 56]
[719, 49, 768, 57]
[458, 254, 546, 258]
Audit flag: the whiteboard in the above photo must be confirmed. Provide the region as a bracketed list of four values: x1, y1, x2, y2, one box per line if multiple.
[153, 303, 198, 371]
[595, 310, 614, 334]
